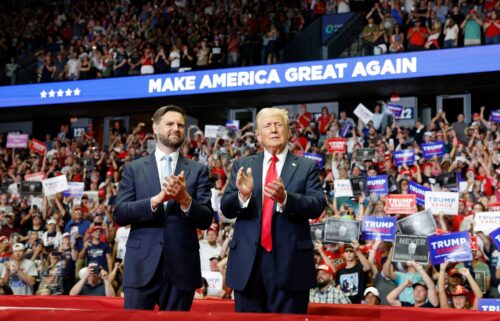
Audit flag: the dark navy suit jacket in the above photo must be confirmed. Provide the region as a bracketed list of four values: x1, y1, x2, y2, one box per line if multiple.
[220, 152, 326, 292]
[114, 153, 213, 291]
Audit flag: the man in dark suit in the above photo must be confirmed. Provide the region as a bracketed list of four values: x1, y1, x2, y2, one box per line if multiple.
[221, 107, 326, 314]
[114, 105, 213, 311]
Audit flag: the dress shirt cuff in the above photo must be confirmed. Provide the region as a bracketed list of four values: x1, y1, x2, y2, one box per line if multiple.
[238, 192, 251, 208]
[150, 198, 159, 212]
[180, 199, 192, 214]
[276, 191, 287, 212]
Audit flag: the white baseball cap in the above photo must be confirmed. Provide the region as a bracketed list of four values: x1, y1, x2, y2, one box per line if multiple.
[364, 287, 380, 298]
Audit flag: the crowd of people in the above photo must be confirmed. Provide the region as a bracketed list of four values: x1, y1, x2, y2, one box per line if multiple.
[0, 100, 499, 313]
[1, 0, 499, 85]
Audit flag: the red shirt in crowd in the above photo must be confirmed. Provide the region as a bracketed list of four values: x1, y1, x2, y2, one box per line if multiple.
[318, 114, 333, 134]
[408, 26, 428, 46]
[485, 18, 500, 38]
[296, 111, 312, 130]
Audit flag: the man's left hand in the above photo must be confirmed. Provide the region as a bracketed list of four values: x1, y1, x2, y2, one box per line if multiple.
[264, 177, 286, 204]
[163, 171, 192, 208]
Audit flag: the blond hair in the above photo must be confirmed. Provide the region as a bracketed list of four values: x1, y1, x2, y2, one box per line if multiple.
[255, 107, 289, 130]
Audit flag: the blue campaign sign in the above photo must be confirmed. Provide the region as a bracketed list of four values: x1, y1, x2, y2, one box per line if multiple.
[303, 153, 324, 169]
[479, 299, 500, 312]
[491, 111, 500, 123]
[361, 216, 397, 241]
[0, 45, 500, 108]
[408, 181, 431, 206]
[394, 149, 415, 167]
[322, 13, 355, 44]
[490, 227, 500, 251]
[427, 231, 472, 265]
[422, 141, 446, 159]
[340, 122, 351, 137]
[367, 175, 388, 195]
[386, 103, 403, 117]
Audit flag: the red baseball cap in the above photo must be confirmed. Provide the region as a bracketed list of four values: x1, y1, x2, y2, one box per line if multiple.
[317, 264, 334, 275]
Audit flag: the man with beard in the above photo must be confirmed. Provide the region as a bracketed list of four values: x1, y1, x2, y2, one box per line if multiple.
[114, 105, 213, 311]
[310, 264, 351, 304]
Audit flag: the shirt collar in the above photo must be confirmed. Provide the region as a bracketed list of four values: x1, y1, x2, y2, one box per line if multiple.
[155, 148, 180, 164]
[263, 148, 288, 164]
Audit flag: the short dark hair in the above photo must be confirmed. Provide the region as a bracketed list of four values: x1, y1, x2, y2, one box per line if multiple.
[151, 105, 186, 124]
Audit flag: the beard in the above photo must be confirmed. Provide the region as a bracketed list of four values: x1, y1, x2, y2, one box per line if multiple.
[317, 279, 329, 288]
[157, 131, 184, 150]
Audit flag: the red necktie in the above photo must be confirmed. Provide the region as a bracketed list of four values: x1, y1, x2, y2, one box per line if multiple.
[261, 155, 278, 252]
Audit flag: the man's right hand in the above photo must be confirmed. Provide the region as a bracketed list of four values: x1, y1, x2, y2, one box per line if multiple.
[236, 167, 253, 202]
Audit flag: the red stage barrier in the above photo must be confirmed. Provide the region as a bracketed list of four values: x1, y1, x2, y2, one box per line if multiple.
[1, 296, 500, 321]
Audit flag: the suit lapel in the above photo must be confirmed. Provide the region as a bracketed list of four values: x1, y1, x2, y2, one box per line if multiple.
[251, 153, 264, 215]
[281, 151, 299, 188]
[142, 154, 161, 197]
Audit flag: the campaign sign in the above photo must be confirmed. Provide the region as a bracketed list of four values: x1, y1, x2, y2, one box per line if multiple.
[324, 218, 360, 243]
[334, 179, 353, 198]
[355, 148, 375, 162]
[474, 212, 500, 234]
[437, 172, 458, 190]
[393, 235, 429, 264]
[427, 231, 472, 265]
[350, 176, 368, 197]
[361, 216, 397, 242]
[479, 299, 500, 312]
[340, 122, 351, 137]
[62, 182, 85, 197]
[353, 103, 374, 124]
[42, 175, 69, 196]
[6, 133, 29, 148]
[386, 103, 403, 117]
[30, 138, 47, 155]
[204, 125, 228, 138]
[367, 175, 388, 195]
[19, 181, 43, 196]
[385, 194, 417, 214]
[304, 153, 324, 169]
[397, 209, 436, 236]
[394, 149, 414, 167]
[25, 172, 45, 182]
[421, 141, 445, 159]
[408, 181, 431, 206]
[489, 202, 500, 212]
[80, 157, 95, 170]
[225, 120, 240, 130]
[326, 138, 347, 153]
[490, 227, 500, 251]
[310, 222, 332, 244]
[490, 110, 500, 123]
[424, 191, 459, 215]
[201, 271, 223, 296]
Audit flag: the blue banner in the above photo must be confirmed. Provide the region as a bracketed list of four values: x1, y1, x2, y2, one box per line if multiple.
[322, 13, 355, 44]
[490, 227, 500, 251]
[479, 299, 500, 312]
[303, 153, 324, 169]
[422, 141, 446, 159]
[0, 45, 500, 108]
[340, 122, 351, 137]
[394, 149, 415, 167]
[491, 110, 500, 123]
[367, 175, 389, 195]
[386, 103, 403, 117]
[361, 216, 397, 241]
[408, 181, 431, 206]
[427, 231, 472, 265]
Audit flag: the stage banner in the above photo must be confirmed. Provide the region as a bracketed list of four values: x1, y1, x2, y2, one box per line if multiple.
[424, 191, 459, 215]
[384, 194, 417, 214]
[25, 172, 45, 182]
[361, 216, 397, 241]
[325, 138, 347, 153]
[397, 209, 436, 236]
[393, 235, 429, 264]
[490, 111, 500, 123]
[394, 149, 414, 167]
[421, 141, 445, 159]
[427, 231, 472, 265]
[42, 175, 69, 196]
[353, 103, 373, 124]
[367, 175, 389, 195]
[30, 138, 47, 155]
[304, 153, 324, 169]
[6, 133, 29, 148]
[324, 218, 360, 243]
[408, 181, 431, 206]
[490, 227, 500, 251]
[479, 299, 500, 312]
[334, 179, 353, 197]
[474, 212, 500, 234]
[386, 103, 403, 117]
[62, 182, 85, 197]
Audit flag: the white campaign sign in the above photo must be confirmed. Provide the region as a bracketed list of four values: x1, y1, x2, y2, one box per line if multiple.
[202, 271, 223, 296]
[424, 191, 459, 215]
[474, 212, 500, 234]
[334, 179, 353, 198]
[42, 175, 69, 196]
[353, 103, 374, 125]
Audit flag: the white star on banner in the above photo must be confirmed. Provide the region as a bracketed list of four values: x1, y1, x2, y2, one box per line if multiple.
[73, 88, 81, 96]
[40, 90, 47, 98]
[65, 89, 72, 96]
[48, 90, 55, 98]
[57, 89, 64, 97]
